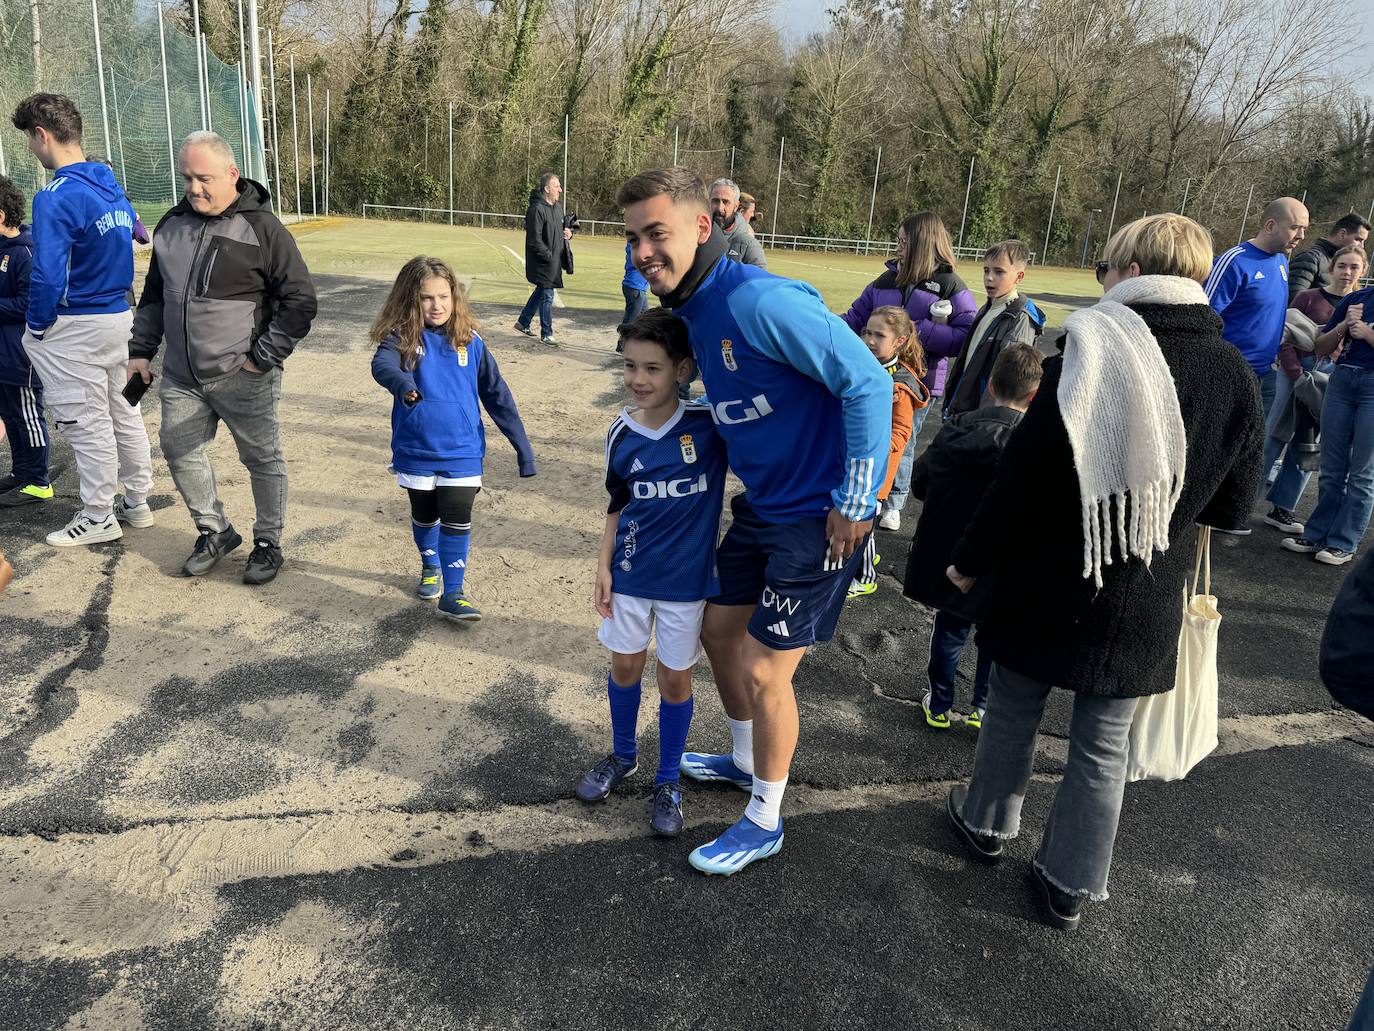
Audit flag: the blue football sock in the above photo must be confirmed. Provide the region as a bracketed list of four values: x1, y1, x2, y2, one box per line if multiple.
[656, 694, 694, 786]
[439, 523, 471, 595]
[608, 674, 641, 763]
[412, 519, 440, 567]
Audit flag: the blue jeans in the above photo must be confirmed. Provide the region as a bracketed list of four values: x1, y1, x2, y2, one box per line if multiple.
[1263, 356, 1330, 510]
[926, 609, 991, 713]
[1257, 367, 1277, 418]
[959, 663, 1139, 900]
[1305, 364, 1374, 553]
[1350, 964, 1374, 1030]
[884, 404, 932, 512]
[621, 285, 648, 327]
[518, 286, 555, 339]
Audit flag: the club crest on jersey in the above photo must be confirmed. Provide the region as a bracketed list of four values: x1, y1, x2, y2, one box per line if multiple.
[721, 339, 737, 371]
[0, 256, 8, 273]
[457, 344, 468, 366]
[679, 433, 697, 464]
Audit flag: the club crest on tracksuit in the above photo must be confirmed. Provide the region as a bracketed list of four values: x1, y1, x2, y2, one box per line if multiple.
[457, 344, 468, 366]
[679, 433, 697, 464]
[721, 339, 737, 371]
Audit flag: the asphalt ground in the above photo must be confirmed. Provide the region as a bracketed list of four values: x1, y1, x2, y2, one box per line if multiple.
[0, 273, 1371, 1030]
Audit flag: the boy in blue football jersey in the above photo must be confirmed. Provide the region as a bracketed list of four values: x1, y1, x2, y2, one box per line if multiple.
[575, 308, 728, 836]
[619, 168, 891, 874]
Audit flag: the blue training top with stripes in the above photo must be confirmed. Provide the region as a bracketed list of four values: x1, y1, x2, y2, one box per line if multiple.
[671, 256, 892, 524]
[605, 402, 728, 602]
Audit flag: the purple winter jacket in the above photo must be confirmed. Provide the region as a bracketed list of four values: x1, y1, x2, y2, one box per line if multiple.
[840, 260, 977, 394]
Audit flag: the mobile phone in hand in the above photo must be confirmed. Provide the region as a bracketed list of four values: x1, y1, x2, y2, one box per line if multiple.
[122, 371, 153, 406]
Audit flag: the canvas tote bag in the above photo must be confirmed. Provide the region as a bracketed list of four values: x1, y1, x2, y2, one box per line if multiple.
[1126, 527, 1221, 782]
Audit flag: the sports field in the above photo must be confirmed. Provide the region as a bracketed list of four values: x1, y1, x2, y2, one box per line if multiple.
[1, 218, 1371, 1030]
[292, 216, 1100, 326]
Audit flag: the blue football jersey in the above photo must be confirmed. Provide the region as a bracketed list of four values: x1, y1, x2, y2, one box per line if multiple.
[605, 402, 728, 602]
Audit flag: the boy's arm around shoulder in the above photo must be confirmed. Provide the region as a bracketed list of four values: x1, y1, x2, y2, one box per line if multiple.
[477, 342, 537, 477]
[370, 337, 419, 402]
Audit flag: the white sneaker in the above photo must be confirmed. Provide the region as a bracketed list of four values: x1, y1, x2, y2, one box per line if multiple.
[113, 494, 155, 528]
[46, 512, 123, 547]
[878, 508, 901, 531]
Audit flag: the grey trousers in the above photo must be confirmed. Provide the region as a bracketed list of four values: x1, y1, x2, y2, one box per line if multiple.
[959, 663, 1140, 901]
[159, 367, 287, 545]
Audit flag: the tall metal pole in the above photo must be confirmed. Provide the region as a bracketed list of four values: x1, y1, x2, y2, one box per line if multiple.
[289, 55, 301, 216]
[108, 67, 128, 186]
[236, 0, 249, 172]
[447, 101, 454, 224]
[673, 126, 679, 165]
[771, 136, 785, 239]
[324, 89, 330, 217]
[730, 146, 735, 178]
[191, 0, 208, 130]
[306, 73, 317, 217]
[0, 136, 7, 178]
[1080, 210, 1100, 269]
[1299, 189, 1307, 206]
[1043, 164, 1061, 264]
[201, 33, 213, 131]
[90, 0, 112, 158]
[158, 3, 177, 203]
[267, 30, 282, 216]
[864, 147, 882, 256]
[1179, 177, 1192, 216]
[246, 0, 266, 169]
[1104, 170, 1123, 245]
[957, 154, 975, 248]
[1237, 184, 1256, 245]
[1367, 196, 1374, 224]
[562, 113, 569, 209]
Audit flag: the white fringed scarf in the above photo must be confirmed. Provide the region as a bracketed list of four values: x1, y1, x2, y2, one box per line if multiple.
[1058, 275, 1201, 587]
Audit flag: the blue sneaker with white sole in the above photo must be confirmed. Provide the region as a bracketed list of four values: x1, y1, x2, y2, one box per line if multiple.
[416, 565, 442, 600]
[679, 752, 753, 791]
[688, 815, 784, 875]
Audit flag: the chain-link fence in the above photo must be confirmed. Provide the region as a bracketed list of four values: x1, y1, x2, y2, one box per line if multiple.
[0, 0, 267, 218]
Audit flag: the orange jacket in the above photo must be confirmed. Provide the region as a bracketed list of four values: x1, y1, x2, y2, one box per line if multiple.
[879, 359, 931, 501]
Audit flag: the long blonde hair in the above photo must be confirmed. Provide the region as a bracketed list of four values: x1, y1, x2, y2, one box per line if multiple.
[369, 256, 478, 369]
[896, 211, 957, 288]
[870, 305, 926, 378]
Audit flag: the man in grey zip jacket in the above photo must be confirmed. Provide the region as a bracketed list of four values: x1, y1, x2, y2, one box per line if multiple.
[709, 178, 767, 268]
[129, 131, 317, 585]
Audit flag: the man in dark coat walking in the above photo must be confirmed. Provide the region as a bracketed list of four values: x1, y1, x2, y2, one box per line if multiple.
[515, 172, 571, 346]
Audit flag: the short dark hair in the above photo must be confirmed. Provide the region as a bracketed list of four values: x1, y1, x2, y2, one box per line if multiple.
[617, 307, 692, 365]
[988, 343, 1043, 405]
[0, 176, 25, 230]
[1332, 213, 1371, 237]
[616, 167, 708, 212]
[11, 93, 82, 144]
[985, 239, 1031, 267]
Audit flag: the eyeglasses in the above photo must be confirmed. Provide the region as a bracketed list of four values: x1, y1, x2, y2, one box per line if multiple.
[1094, 260, 1110, 284]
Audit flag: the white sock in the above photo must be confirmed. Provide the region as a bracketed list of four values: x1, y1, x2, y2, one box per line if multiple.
[744, 774, 787, 831]
[728, 717, 754, 775]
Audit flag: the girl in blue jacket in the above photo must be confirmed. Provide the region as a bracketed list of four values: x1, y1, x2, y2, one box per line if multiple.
[370, 257, 536, 622]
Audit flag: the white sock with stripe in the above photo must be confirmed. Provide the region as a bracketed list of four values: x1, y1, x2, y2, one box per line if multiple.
[728, 717, 754, 775]
[744, 774, 787, 832]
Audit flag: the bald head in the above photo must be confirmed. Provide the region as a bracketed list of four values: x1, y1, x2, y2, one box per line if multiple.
[1255, 196, 1309, 255]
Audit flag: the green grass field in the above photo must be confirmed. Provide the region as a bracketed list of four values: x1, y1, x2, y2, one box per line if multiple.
[288, 216, 1101, 327]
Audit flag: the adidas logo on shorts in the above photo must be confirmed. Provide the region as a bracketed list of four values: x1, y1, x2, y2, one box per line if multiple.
[766, 620, 790, 637]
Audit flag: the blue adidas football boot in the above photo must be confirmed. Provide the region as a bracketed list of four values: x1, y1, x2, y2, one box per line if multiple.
[679, 752, 753, 791]
[688, 815, 784, 875]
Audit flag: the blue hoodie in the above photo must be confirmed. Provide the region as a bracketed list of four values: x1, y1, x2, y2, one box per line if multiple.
[371, 328, 536, 478]
[26, 161, 136, 336]
[0, 226, 36, 386]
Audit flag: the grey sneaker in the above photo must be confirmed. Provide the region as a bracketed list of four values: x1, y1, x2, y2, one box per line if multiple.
[113, 494, 155, 528]
[181, 526, 243, 576]
[513, 321, 535, 338]
[243, 539, 284, 585]
[1281, 536, 1322, 555]
[1315, 547, 1354, 566]
[540, 335, 557, 347]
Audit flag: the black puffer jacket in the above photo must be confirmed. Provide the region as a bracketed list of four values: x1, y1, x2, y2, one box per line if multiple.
[950, 298, 1264, 698]
[523, 189, 565, 288]
[902, 405, 1022, 622]
[1287, 238, 1338, 300]
[1320, 550, 1374, 721]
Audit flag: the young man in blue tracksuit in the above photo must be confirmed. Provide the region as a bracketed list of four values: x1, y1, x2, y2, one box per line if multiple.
[0, 175, 51, 507]
[619, 167, 891, 874]
[11, 93, 154, 547]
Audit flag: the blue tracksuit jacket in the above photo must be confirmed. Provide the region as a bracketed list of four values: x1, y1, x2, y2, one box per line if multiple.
[371, 328, 536, 478]
[26, 161, 137, 336]
[673, 256, 891, 523]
